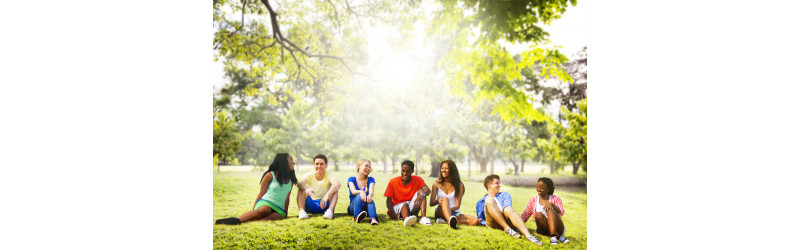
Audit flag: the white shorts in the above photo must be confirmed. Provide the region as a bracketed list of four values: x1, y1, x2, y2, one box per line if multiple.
[392, 192, 425, 219]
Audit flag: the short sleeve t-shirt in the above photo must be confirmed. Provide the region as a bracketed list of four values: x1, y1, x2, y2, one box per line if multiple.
[302, 171, 337, 200]
[347, 176, 376, 200]
[383, 175, 426, 206]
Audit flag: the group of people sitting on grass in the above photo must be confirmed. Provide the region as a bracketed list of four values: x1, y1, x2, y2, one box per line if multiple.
[215, 153, 570, 246]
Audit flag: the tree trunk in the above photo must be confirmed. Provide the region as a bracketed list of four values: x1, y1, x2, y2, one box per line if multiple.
[549, 160, 556, 174]
[572, 160, 582, 175]
[391, 155, 397, 174]
[429, 160, 440, 178]
[520, 157, 525, 173]
[334, 159, 339, 172]
[510, 155, 520, 176]
[414, 152, 421, 176]
[490, 157, 495, 175]
[467, 153, 471, 177]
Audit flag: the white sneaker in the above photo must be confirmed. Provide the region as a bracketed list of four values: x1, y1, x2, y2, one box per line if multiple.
[323, 210, 333, 219]
[419, 216, 432, 226]
[298, 210, 309, 220]
[436, 218, 447, 224]
[403, 215, 418, 227]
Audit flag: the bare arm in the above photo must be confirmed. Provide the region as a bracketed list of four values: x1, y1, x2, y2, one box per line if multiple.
[429, 182, 440, 207]
[451, 182, 464, 211]
[324, 178, 341, 200]
[386, 197, 397, 220]
[253, 172, 273, 209]
[366, 182, 375, 203]
[420, 184, 431, 196]
[347, 181, 359, 195]
[283, 184, 292, 215]
[296, 174, 308, 193]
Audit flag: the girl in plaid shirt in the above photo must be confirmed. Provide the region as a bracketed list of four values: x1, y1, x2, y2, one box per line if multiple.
[520, 177, 569, 245]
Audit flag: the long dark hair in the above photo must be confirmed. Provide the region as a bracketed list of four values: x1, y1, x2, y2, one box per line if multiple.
[260, 153, 298, 186]
[437, 160, 463, 198]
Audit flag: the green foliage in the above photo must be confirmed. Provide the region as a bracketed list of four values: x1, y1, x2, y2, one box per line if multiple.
[214, 171, 587, 249]
[537, 99, 587, 174]
[438, 0, 576, 45]
[214, 110, 246, 166]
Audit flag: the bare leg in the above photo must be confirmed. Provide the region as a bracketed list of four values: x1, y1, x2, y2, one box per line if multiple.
[534, 212, 549, 235]
[297, 190, 308, 211]
[503, 207, 533, 238]
[400, 203, 411, 220]
[547, 207, 566, 238]
[327, 192, 338, 211]
[237, 205, 272, 223]
[438, 199, 452, 219]
[420, 199, 427, 218]
[259, 212, 284, 221]
[484, 197, 511, 230]
[457, 214, 480, 226]
[546, 207, 557, 236]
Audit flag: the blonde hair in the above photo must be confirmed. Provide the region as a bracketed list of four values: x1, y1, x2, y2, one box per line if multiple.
[356, 159, 371, 173]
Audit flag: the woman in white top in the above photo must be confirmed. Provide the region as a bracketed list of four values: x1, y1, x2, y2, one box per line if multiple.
[429, 160, 480, 229]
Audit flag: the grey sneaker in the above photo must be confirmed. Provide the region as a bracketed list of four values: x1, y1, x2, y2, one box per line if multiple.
[559, 235, 569, 244]
[527, 235, 543, 246]
[550, 236, 559, 245]
[436, 218, 447, 224]
[505, 228, 521, 238]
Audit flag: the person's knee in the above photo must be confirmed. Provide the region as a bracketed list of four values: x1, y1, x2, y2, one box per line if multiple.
[535, 212, 545, 220]
[256, 206, 272, 216]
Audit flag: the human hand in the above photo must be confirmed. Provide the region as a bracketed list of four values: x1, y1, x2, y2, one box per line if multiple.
[415, 192, 425, 207]
[320, 196, 329, 209]
[305, 189, 315, 197]
[360, 190, 367, 202]
[389, 211, 398, 220]
[366, 194, 372, 203]
[438, 197, 447, 204]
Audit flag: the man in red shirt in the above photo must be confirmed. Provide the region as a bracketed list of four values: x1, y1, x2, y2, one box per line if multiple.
[384, 160, 432, 227]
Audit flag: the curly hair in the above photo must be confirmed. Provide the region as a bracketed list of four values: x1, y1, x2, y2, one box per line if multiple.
[537, 177, 555, 195]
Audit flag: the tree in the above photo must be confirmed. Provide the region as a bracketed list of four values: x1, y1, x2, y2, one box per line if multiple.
[213, 110, 246, 171]
[537, 99, 586, 175]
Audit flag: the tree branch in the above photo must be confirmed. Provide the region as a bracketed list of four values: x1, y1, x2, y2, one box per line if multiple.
[214, 0, 248, 50]
[259, 0, 376, 81]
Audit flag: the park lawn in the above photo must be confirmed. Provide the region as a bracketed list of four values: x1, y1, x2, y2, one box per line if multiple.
[214, 170, 587, 249]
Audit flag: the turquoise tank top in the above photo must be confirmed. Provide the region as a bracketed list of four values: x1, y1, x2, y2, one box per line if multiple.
[261, 171, 292, 208]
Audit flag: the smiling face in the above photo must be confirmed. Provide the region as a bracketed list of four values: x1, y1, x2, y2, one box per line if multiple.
[400, 164, 413, 182]
[313, 158, 327, 175]
[440, 162, 450, 179]
[358, 161, 372, 176]
[536, 180, 551, 197]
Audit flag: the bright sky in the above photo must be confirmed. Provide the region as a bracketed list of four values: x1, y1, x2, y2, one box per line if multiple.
[213, 1, 587, 96]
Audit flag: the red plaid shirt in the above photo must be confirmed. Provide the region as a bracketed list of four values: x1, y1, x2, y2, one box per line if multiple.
[521, 195, 565, 223]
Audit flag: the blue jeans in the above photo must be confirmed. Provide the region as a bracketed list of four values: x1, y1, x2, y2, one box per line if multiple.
[347, 195, 377, 220]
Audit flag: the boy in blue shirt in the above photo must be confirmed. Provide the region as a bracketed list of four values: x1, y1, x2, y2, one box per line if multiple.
[475, 175, 543, 246]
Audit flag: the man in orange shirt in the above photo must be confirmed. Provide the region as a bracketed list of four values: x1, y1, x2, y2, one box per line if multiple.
[384, 160, 432, 227]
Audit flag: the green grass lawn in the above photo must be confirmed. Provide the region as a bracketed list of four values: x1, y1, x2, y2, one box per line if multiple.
[214, 170, 587, 249]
